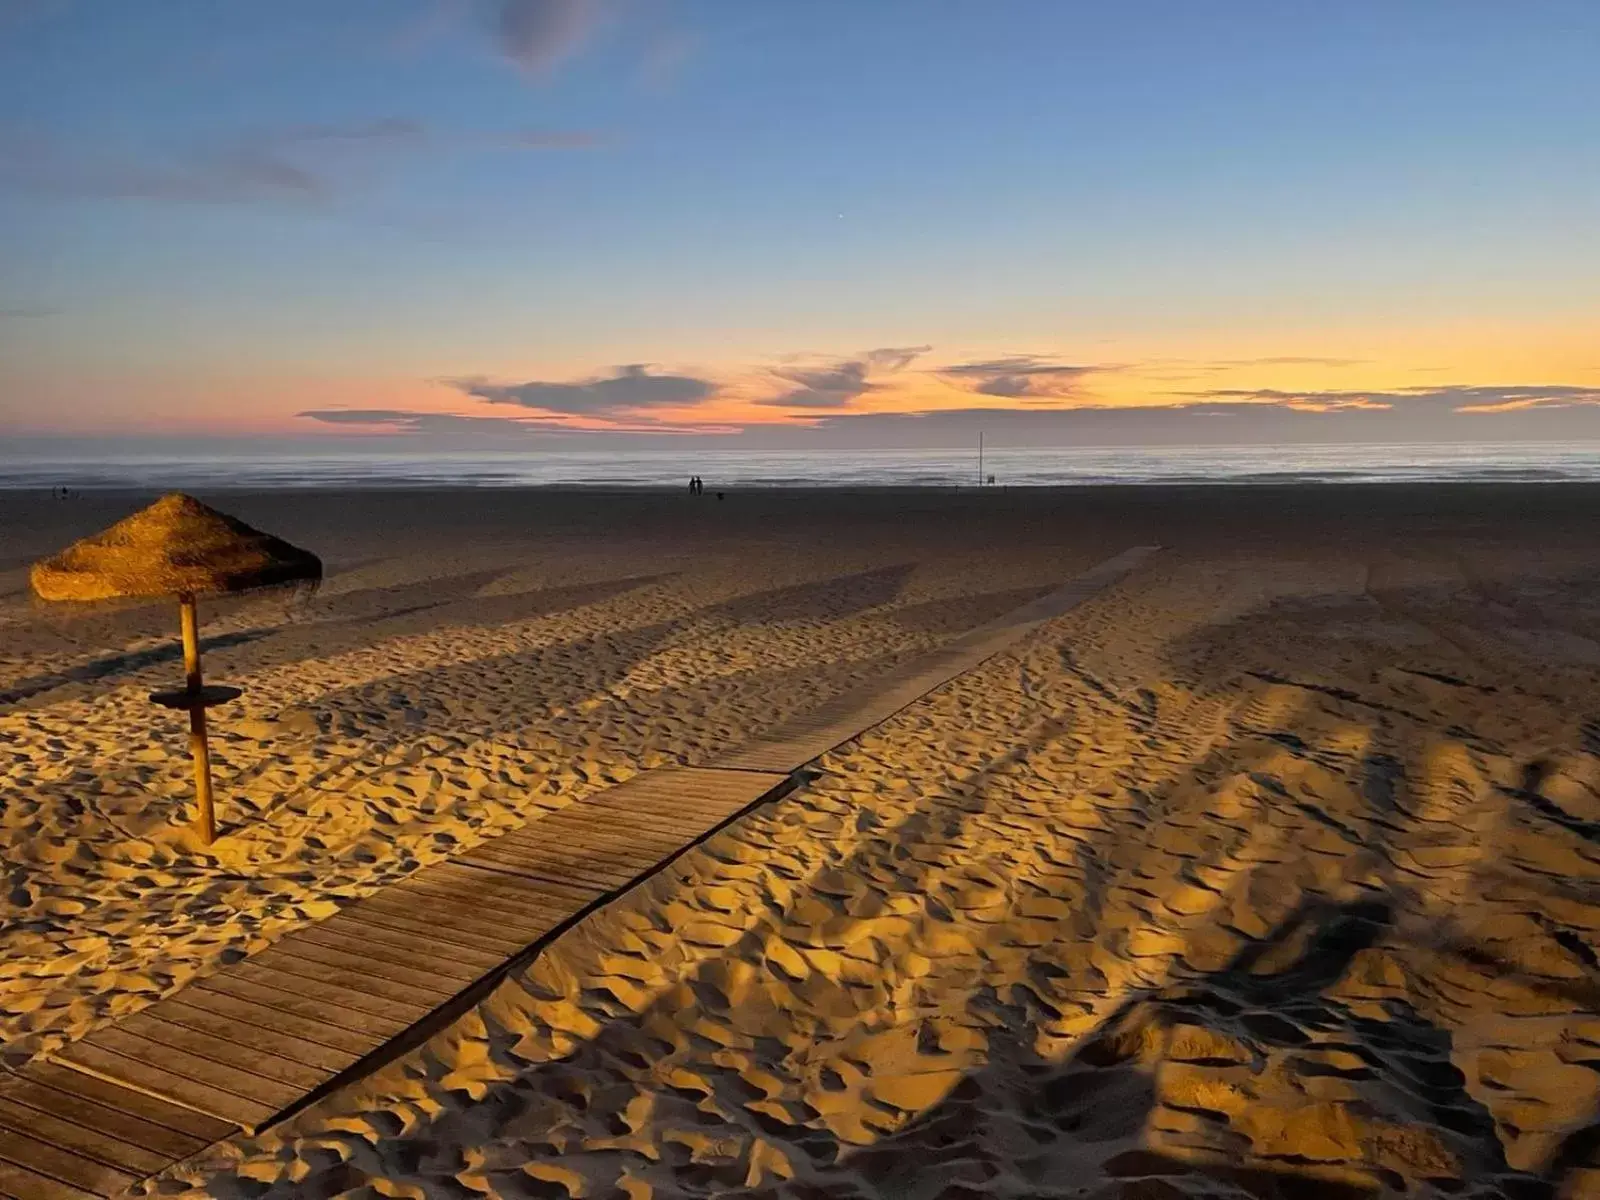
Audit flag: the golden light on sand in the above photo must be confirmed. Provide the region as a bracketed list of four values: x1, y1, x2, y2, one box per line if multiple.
[6, 488, 1600, 1195]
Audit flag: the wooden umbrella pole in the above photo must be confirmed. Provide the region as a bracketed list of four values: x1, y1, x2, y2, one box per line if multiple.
[178, 594, 216, 844]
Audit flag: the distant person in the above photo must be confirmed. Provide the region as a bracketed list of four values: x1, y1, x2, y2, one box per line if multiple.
[987, 474, 996, 486]
[688, 475, 697, 495]
[716, 491, 724, 501]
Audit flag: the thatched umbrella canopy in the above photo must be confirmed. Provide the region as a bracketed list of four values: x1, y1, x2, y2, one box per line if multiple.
[31, 493, 321, 844]
[31, 492, 321, 603]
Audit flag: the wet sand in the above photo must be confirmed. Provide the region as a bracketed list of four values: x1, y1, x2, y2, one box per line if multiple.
[5, 484, 1600, 1197]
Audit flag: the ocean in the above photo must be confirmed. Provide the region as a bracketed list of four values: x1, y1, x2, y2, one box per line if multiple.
[3, 443, 1600, 490]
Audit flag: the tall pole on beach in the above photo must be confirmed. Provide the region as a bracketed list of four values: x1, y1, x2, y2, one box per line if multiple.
[179, 594, 217, 844]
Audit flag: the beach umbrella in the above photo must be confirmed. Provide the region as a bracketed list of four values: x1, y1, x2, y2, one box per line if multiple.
[30, 493, 322, 843]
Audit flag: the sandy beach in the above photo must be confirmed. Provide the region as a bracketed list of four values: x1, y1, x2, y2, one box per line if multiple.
[5, 484, 1600, 1197]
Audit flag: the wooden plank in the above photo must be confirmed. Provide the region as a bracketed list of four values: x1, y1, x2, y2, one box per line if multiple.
[725, 724, 878, 767]
[228, 959, 431, 1026]
[268, 940, 463, 1000]
[0, 1119, 137, 1197]
[252, 946, 455, 1008]
[405, 864, 602, 911]
[292, 925, 486, 988]
[448, 851, 620, 896]
[103, 1016, 325, 1091]
[583, 791, 736, 818]
[484, 848, 662, 886]
[388, 869, 575, 924]
[503, 811, 693, 847]
[350, 889, 554, 948]
[715, 744, 831, 773]
[120, 1004, 355, 1078]
[500, 819, 684, 856]
[194, 972, 413, 1042]
[585, 789, 767, 817]
[363, 892, 551, 946]
[523, 845, 671, 881]
[523, 807, 706, 840]
[339, 898, 531, 958]
[311, 911, 506, 973]
[162, 989, 373, 1060]
[538, 805, 694, 835]
[591, 767, 786, 805]
[670, 765, 790, 792]
[15, 1063, 231, 1144]
[457, 857, 633, 894]
[460, 870, 632, 913]
[357, 884, 552, 940]
[53, 1043, 278, 1132]
[457, 844, 636, 890]
[72, 1027, 307, 1107]
[0, 1097, 167, 1177]
[486, 831, 666, 875]
[0, 1152, 99, 1200]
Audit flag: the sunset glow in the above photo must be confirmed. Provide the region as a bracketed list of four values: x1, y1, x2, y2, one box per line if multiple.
[2, 2, 1597, 447]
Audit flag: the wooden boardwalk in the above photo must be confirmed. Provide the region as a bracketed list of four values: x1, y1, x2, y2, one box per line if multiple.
[716, 544, 1160, 772]
[0, 768, 788, 1197]
[0, 545, 1158, 1198]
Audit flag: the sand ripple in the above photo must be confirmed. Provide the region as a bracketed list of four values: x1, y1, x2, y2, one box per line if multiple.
[156, 540, 1600, 1198]
[3, 511, 1067, 1068]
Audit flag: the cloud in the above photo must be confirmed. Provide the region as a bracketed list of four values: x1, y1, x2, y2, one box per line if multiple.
[1187, 384, 1600, 413]
[298, 409, 433, 425]
[1209, 356, 1367, 369]
[1128, 355, 1371, 384]
[766, 383, 1600, 448]
[760, 345, 931, 408]
[0, 306, 56, 319]
[0, 117, 600, 207]
[298, 379, 1600, 449]
[496, 0, 600, 72]
[297, 406, 724, 438]
[865, 345, 932, 371]
[448, 364, 716, 415]
[0, 120, 424, 205]
[766, 363, 874, 409]
[298, 409, 566, 434]
[941, 355, 1101, 398]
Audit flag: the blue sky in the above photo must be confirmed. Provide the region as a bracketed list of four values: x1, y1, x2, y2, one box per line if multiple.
[1, 0, 1597, 445]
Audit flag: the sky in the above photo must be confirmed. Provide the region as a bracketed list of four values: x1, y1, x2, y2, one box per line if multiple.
[1, 0, 1598, 450]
